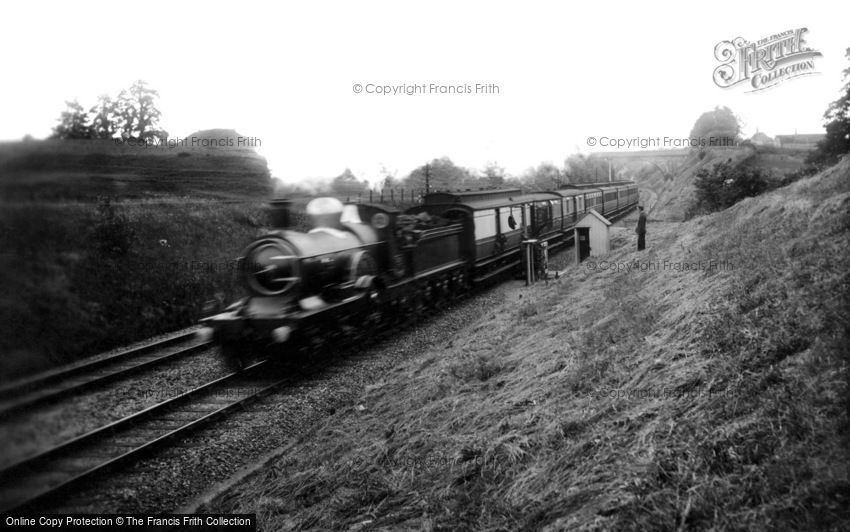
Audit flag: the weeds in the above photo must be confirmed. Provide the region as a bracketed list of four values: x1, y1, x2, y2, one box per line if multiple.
[0, 200, 265, 380]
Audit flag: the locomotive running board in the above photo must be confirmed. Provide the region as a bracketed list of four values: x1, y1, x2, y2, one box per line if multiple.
[289, 294, 365, 320]
[412, 260, 468, 281]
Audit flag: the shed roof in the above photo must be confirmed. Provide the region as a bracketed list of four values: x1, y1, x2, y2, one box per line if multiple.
[575, 208, 612, 227]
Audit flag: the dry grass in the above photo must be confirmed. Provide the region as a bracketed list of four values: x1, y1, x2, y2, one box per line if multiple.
[202, 159, 850, 530]
[0, 139, 275, 380]
[632, 146, 808, 222]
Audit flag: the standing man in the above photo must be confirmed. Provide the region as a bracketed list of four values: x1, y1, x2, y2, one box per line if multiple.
[636, 206, 647, 250]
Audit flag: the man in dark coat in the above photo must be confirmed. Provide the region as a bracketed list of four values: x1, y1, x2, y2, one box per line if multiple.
[636, 206, 647, 250]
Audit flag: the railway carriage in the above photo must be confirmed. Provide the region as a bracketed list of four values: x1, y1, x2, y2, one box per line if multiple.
[554, 181, 639, 220]
[407, 189, 570, 282]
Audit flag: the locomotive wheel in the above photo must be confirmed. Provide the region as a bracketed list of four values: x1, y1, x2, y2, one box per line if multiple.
[408, 291, 425, 322]
[362, 286, 384, 330]
[448, 272, 466, 301]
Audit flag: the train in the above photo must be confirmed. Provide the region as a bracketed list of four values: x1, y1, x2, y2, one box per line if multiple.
[199, 181, 639, 367]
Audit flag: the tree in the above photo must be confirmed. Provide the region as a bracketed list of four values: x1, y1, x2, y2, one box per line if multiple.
[51, 100, 92, 139]
[116, 80, 166, 141]
[330, 168, 369, 197]
[689, 106, 741, 147]
[522, 162, 561, 191]
[480, 162, 506, 187]
[49, 81, 167, 142]
[404, 157, 474, 191]
[89, 94, 119, 139]
[688, 159, 770, 216]
[564, 154, 611, 184]
[808, 47, 850, 165]
[377, 165, 398, 190]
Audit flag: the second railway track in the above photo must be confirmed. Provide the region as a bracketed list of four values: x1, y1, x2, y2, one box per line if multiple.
[0, 359, 289, 513]
[0, 330, 212, 418]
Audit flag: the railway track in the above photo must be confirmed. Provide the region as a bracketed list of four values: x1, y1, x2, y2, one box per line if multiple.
[0, 359, 290, 513]
[0, 294, 455, 513]
[0, 239, 577, 513]
[0, 330, 212, 418]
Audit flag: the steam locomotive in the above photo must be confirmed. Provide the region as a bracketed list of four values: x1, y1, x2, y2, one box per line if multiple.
[199, 182, 639, 367]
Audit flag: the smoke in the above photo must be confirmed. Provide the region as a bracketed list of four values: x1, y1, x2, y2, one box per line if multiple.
[271, 176, 333, 196]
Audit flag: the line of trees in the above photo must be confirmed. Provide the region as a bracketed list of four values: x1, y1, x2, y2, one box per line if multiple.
[51, 80, 167, 142]
[276, 154, 617, 198]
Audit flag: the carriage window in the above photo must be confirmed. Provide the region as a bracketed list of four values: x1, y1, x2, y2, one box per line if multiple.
[551, 200, 561, 218]
[499, 207, 517, 233]
[474, 210, 497, 241]
[534, 201, 551, 226]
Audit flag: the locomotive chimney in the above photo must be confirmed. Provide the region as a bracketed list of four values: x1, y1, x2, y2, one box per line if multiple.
[306, 197, 345, 229]
[268, 198, 292, 229]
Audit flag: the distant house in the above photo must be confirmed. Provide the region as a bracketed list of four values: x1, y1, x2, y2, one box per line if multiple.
[749, 131, 776, 147]
[775, 133, 825, 150]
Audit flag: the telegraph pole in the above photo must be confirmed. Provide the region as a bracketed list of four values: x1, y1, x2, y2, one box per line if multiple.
[425, 163, 430, 194]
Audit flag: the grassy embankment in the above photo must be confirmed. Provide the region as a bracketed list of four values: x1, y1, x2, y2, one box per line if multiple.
[626, 145, 809, 221]
[201, 158, 849, 530]
[0, 136, 273, 380]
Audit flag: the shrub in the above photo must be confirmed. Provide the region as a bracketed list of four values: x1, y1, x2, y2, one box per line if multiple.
[778, 163, 822, 187]
[687, 159, 771, 218]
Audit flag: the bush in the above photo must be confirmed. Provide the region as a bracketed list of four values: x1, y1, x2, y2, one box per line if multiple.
[0, 200, 264, 381]
[686, 159, 771, 218]
[778, 163, 822, 187]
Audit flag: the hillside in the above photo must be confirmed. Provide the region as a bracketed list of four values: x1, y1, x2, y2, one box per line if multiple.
[0, 135, 271, 201]
[195, 159, 850, 530]
[623, 146, 809, 221]
[0, 137, 273, 380]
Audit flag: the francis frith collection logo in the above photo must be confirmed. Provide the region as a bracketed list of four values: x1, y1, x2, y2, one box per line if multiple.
[713, 28, 822, 92]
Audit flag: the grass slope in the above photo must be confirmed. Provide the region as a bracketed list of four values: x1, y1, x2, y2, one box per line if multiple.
[0, 138, 273, 380]
[632, 146, 808, 221]
[0, 138, 271, 201]
[201, 158, 850, 530]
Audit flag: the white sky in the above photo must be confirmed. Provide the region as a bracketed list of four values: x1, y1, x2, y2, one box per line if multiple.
[1, 1, 847, 186]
